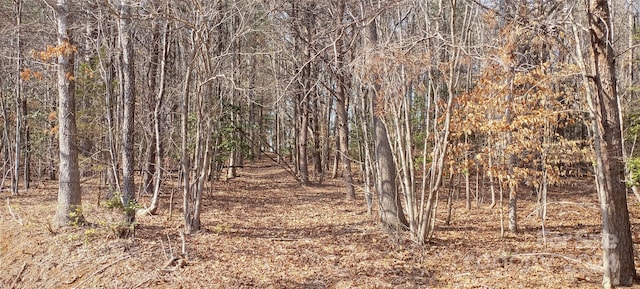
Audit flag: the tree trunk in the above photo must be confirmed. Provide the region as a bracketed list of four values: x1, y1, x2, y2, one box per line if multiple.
[322, 94, 333, 181]
[291, 1, 308, 185]
[360, 91, 374, 215]
[12, 0, 22, 196]
[586, 0, 636, 287]
[506, 72, 518, 233]
[181, 54, 193, 231]
[119, 0, 136, 227]
[142, 17, 161, 198]
[54, 0, 83, 227]
[23, 102, 29, 191]
[334, 0, 355, 199]
[143, 18, 169, 216]
[297, 94, 309, 185]
[375, 115, 409, 231]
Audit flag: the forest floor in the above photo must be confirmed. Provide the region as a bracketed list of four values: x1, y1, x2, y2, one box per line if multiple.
[1, 156, 640, 288]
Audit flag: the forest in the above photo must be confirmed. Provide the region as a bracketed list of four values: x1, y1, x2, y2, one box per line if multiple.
[1, 0, 640, 288]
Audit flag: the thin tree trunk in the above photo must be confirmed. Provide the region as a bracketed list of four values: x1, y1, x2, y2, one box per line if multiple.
[312, 92, 322, 182]
[144, 19, 169, 216]
[23, 100, 29, 191]
[12, 0, 22, 196]
[506, 73, 518, 233]
[465, 134, 470, 210]
[294, 1, 310, 185]
[142, 17, 161, 198]
[98, 30, 119, 194]
[488, 135, 496, 208]
[119, 0, 136, 228]
[297, 91, 309, 185]
[361, 90, 374, 215]
[334, 0, 355, 199]
[322, 93, 333, 180]
[181, 68, 193, 232]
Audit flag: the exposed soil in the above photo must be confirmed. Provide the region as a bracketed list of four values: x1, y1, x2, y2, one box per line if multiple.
[1, 157, 640, 288]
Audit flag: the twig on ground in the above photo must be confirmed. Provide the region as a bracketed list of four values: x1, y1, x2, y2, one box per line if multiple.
[9, 262, 27, 289]
[75, 256, 129, 287]
[547, 201, 598, 210]
[6, 198, 23, 225]
[45, 223, 57, 236]
[268, 237, 298, 242]
[160, 232, 188, 272]
[511, 252, 603, 271]
[159, 237, 168, 261]
[166, 232, 173, 256]
[160, 254, 186, 272]
[180, 231, 186, 256]
[63, 275, 80, 285]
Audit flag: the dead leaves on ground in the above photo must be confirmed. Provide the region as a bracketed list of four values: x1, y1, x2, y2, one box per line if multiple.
[0, 162, 637, 288]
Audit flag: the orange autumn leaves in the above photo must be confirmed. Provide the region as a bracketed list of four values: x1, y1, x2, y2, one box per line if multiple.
[23, 40, 78, 82]
[31, 40, 77, 61]
[451, 60, 584, 187]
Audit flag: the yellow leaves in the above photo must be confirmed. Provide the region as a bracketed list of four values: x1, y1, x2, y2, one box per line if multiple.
[19, 68, 43, 81]
[49, 125, 59, 136]
[48, 111, 57, 122]
[31, 40, 77, 61]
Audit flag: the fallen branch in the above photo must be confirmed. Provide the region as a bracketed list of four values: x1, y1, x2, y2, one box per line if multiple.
[45, 223, 58, 236]
[160, 232, 188, 272]
[160, 254, 186, 272]
[180, 231, 186, 256]
[9, 262, 27, 289]
[6, 198, 23, 225]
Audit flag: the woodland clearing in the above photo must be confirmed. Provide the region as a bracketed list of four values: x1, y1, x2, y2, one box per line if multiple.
[1, 157, 640, 288]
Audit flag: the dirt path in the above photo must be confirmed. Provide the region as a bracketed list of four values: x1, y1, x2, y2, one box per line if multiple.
[1, 157, 638, 288]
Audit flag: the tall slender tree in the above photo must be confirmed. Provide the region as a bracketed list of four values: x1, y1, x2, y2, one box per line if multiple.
[586, 0, 636, 287]
[333, 0, 355, 200]
[53, 0, 83, 227]
[12, 0, 22, 196]
[119, 0, 136, 227]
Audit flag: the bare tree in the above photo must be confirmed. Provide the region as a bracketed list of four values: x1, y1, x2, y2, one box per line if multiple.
[585, 0, 636, 286]
[53, 0, 83, 227]
[142, 12, 169, 216]
[12, 0, 22, 196]
[118, 0, 136, 229]
[332, 0, 356, 200]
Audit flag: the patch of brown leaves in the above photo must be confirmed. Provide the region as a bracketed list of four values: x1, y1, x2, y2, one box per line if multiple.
[1, 159, 640, 288]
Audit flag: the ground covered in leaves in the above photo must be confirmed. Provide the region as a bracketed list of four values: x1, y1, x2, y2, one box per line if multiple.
[2, 157, 640, 288]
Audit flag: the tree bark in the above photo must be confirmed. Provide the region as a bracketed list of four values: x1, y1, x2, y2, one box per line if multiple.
[181, 63, 193, 232]
[54, 0, 83, 227]
[12, 0, 22, 196]
[119, 0, 136, 227]
[142, 19, 161, 197]
[375, 115, 409, 231]
[143, 18, 169, 216]
[586, 0, 636, 287]
[334, 0, 355, 200]
[293, 1, 310, 185]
